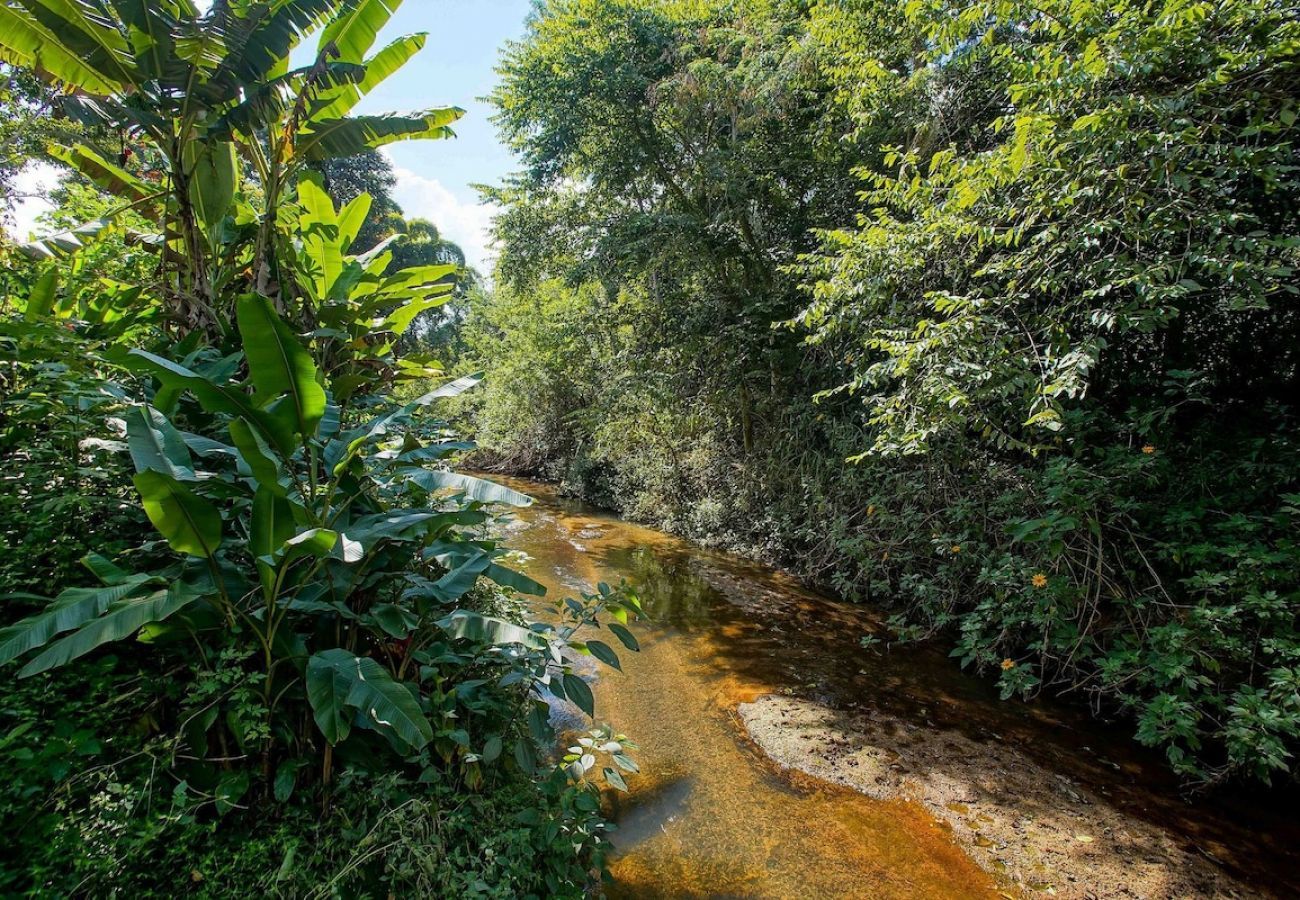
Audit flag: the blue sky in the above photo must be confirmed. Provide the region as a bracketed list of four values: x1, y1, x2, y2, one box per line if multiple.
[332, 0, 536, 270]
[9, 0, 535, 272]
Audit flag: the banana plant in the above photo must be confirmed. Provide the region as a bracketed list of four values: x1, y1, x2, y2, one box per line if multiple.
[0, 285, 641, 790]
[287, 172, 461, 403]
[0, 0, 462, 336]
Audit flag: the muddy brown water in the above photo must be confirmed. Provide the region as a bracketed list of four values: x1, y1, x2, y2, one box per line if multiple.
[487, 475, 1299, 898]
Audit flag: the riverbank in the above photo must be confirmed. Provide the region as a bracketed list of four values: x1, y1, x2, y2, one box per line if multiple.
[740, 695, 1259, 899]
[481, 472, 1299, 897]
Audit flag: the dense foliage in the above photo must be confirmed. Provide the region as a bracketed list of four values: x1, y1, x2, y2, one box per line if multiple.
[465, 0, 1300, 786]
[0, 1, 639, 895]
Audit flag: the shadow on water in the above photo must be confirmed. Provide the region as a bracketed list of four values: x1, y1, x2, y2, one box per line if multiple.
[486, 475, 1300, 898]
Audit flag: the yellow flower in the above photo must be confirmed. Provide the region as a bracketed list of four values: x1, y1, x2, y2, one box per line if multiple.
[867, 504, 877, 516]
[1001, 658, 1016, 671]
[950, 545, 962, 554]
[1141, 444, 1156, 455]
[1032, 573, 1048, 588]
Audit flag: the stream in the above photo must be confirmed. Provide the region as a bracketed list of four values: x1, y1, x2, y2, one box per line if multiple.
[489, 476, 1299, 898]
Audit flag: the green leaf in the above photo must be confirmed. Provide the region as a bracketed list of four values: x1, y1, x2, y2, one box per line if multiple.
[562, 673, 594, 717]
[513, 738, 538, 774]
[133, 470, 223, 558]
[296, 108, 464, 162]
[318, 0, 403, 63]
[235, 294, 326, 440]
[0, 577, 156, 666]
[251, 488, 297, 596]
[437, 610, 547, 650]
[214, 771, 250, 816]
[125, 405, 196, 481]
[371, 603, 418, 638]
[0, 7, 127, 94]
[484, 563, 547, 596]
[401, 469, 532, 507]
[414, 373, 481, 404]
[278, 529, 339, 564]
[603, 766, 628, 792]
[23, 267, 57, 320]
[273, 760, 299, 803]
[229, 417, 286, 495]
[608, 622, 640, 652]
[586, 639, 621, 672]
[306, 649, 354, 745]
[312, 33, 426, 121]
[482, 734, 503, 764]
[126, 350, 297, 453]
[18, 583, 202, 677]
[306, 649, 432, 751]
[48, 143, 156, 204]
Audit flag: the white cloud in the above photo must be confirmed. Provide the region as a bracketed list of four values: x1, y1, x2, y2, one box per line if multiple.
[388, 164, 498, 275]
[3, 162, 62, 241]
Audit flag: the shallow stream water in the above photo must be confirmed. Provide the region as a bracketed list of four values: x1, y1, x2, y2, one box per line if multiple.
[489, 475, 1298, 899]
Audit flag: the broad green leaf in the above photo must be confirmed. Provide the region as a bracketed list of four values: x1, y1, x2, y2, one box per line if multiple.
[251, 488, 297, 596]
[48, 143, 156, 204]
[18, 583, 203, 677]
[586, 639, 621, 671]
[235, 294, 326, 440]
[23, 267, 56, 320]
[401, 469, 532, 507]
[306, 649, 431, 750]
[312, 33, 425, 121]
[307, 649, 355, 745]
[127, 350, 297, 453]
[296, 108, 464, 162]
[484, 563, 547, 596]
[380, 290, 452, 336]
[133, 470, 223, 558]
[437, 610, 547, 650]
[563, 673, 595, 717]
[229, 417, 286, 495]
[414, 373, 481, 404]
[0, 577, 156, 666]
[0, 7, 127, 94]
[318, 0, 402, 62]
[124, 405, 195, 481]
[608, 622, 640, 652]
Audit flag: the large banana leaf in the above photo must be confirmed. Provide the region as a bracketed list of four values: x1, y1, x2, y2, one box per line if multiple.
[0, 6, 126, 94]
[228, 417, 287, 495]
[400, 469, 533, 508]
[134, 469, 224, 558]
[235, 294, 326, 440]
[437, 610, 548, 650]
[126, 350, 298, 453]
[208, 0, 340, 89]
[296, 108, 463, 162]
[250, 488, 297, 596]
[0, 577, 158, 666]
[316, 0, 399, 62]
[125, 404, 196, 481]
[16, 0, 140, 87]
[307, 649, 432, 750]
[311, 33, 425, 121]
[47, 143, 157, 205]
[19, 583, 203, 677]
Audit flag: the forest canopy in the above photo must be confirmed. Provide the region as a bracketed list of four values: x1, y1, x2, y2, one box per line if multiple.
[465, 0, 1300, 786]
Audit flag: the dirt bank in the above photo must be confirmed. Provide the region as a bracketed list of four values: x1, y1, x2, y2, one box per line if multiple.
[739, 695, 1263, 899]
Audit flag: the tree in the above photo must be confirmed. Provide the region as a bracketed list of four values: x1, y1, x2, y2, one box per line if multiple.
[0, 0, 463, 335]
